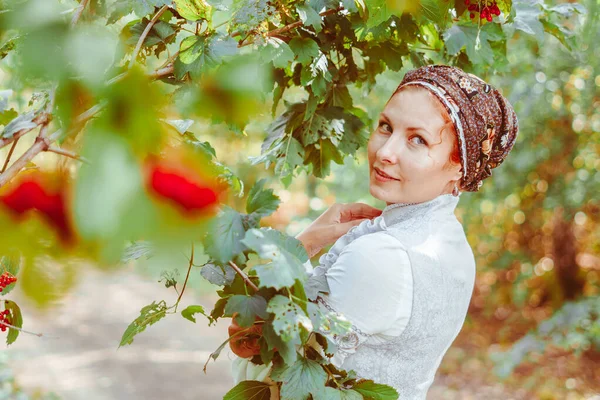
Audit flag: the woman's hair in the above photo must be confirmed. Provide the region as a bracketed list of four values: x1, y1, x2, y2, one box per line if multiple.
[392, 85, 462, 172]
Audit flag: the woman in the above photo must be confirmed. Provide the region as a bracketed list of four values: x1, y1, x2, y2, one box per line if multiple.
[229, 65, 519, 399]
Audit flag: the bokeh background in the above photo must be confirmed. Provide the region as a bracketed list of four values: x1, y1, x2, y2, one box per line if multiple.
[0, 0, 599, 399]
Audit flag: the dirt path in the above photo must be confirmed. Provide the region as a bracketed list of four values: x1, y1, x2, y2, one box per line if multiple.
[5, 268, 519, 400]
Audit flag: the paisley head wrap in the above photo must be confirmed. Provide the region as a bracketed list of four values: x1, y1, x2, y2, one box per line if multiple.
[394, 65, 519, 192]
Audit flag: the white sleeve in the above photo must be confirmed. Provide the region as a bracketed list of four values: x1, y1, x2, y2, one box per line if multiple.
[309, 232, 413, 367]
[322, 232, 413, 337]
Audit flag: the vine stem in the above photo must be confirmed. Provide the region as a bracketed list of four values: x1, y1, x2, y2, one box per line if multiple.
[46, 146, 90, 164]
[70, 0, 90, 27]
[0, 113, 50, 150]
[174, 243, 194, 312]
[1, 138, 19, 172]
[0, 320, 51, 338]
[129, 5, 170, 69]
[228, 260, 259, 292]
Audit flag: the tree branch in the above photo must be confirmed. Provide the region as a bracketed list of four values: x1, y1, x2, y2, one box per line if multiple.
[70, 0, 90, 27]
[149, 64, 175, 80]
[228, 260, 259, 292]
[1, 138, 19, 173]
[0, 319, 52, 338]
[0, 103, 102, 188]
[174, 243, 194, 312]
[46, 146, 90, 164]
[129, 5, 170, 70]
[0, 113, 50, 150]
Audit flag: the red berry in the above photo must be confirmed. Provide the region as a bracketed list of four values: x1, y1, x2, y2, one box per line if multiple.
[464, 0, 470, 4]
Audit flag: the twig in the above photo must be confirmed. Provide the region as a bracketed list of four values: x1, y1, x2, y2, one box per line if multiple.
[70, 0, 90, 27]
[228, 260, 259, 292]
[46, 146, 90, 164]
[128, 5, 170, 69]
[149, 64, 175, 80]
[175, 243, 194, 312]
[0, 103, 102, 188]
[1, 137, 19, 173]
[0, 320, 49, 338]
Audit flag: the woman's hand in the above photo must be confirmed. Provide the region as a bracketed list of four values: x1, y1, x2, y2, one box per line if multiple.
[228, 314, 264, 358]
[295, 202, 383, 258]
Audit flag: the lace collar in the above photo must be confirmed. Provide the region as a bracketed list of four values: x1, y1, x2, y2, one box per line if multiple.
[381, 193, 460, 228]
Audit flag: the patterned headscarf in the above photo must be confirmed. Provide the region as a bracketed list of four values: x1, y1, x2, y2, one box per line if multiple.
[395, 65, 519, 192]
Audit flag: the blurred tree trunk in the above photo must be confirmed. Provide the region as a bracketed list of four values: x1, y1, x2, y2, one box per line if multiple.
[552, 208, 585, 300]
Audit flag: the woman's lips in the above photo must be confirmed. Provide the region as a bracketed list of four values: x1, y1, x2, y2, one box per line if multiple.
[374, 168, 399, 182]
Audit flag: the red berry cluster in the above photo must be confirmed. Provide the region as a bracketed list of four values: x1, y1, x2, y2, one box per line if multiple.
[465, 0, 501, 21]
[0, 272, 17, 293]
[0, 309, 11, 332]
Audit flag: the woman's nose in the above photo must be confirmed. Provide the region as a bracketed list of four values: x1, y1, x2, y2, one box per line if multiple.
[376, 136, 401, 165]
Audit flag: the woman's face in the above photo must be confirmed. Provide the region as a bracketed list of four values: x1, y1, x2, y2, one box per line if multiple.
[367, 87, 463, 206]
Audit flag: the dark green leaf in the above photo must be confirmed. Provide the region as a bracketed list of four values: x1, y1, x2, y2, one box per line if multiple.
[262, 323, 299, 365]
[224, 380, 272, 400]
[289, 37, 320, 65]
[4, 300, 22, 346]
[201, 262, 236, 286]
[262, 37, 295, 68]
[202, 206, 246, 264]
[273, 358, 327, 400]
[246, 178, 281, 217]
[224, 294, 269, 327]
[175, 34, 238, 79]
[296, 4, 323, 33]
[0, 255, 20, 296]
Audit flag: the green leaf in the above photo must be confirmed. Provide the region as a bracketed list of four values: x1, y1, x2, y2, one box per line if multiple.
[307, 302, 352, 337]
[174, 0, 213, 22]
[262, 322, 299, 364]
[503, 0, 544, 42]
[352, 380, 399, 400]
[121, 241, 154, 262]
[267, 295, 313, 342]
[289, 37, 320, 65]
[164, 119, 195, 134]
[242, 228, 309, 289]
[262, 37, 295, 69]
[315, 387, 363, 400]
[0, 255, 20, 296]
[273, 358, 327, 400]
[126, 20, 176, 49]
[224, 294, 269, 327]
[224, 380, 272, 400]
[246, 178, 281, 217]
[231, 0, 276, 29]
[200, 263, 236, 286]
[296, 4, 323, 33]
[444, 23, 504, 65]
[175, 33, 238, 79]
[130, 0, 171, 18]
[202, 206, 246, 264]
[181, 305, 208, 323]
[119, 300, 168, 347]
[4, 300, 23, 346]
[419, 0, 452, 27]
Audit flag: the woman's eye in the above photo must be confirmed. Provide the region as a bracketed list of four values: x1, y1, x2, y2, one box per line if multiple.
[411, 135, 428, 146]
[378, 122, 392, 133]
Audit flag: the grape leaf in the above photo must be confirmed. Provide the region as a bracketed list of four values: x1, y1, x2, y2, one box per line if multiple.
[175, 33, 238, 80]
[223, 380, 272, 400]
[174, 0, 213, 22]
[246, 178, 281, 217]
[181, 305, 208, 323]
[296, 4, 323, 33]
[315, 387, 363, 400]
[261, 37, 295, 69]
[267, 295, 313, 342]
[503, 0, 544, 42]
[289, 37, 320, 65]
[352, 379, 399, 400]
[242, 228, 309, 289]
[119, 300, 168, 347]
[4, 300, 22, 346]
[224, 294, 269, 327]
[272, 358, 327, 400]
[444, 23, 504, 65]
[201, 262, 236, 286]
[202, 206, 246, 264]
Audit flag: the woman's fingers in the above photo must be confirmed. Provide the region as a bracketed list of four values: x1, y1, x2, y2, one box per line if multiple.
[334, 218, 368, 237]
[339, 203, 382, 222]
